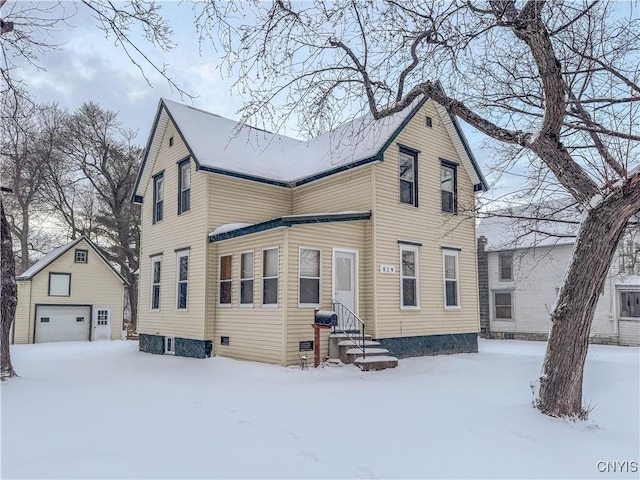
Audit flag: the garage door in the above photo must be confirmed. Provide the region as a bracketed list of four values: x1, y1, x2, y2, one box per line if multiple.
[35, 306, 91, 343]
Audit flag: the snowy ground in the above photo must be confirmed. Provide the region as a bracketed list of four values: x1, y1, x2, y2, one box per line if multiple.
[1, 340, 638, 479]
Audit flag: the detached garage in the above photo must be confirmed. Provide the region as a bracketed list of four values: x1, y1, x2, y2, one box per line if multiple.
[13, 236, 127, 344]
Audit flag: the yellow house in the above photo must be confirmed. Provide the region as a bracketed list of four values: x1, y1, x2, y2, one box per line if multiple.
[132, 95, 488, 367]
[13, 236, 127, 344]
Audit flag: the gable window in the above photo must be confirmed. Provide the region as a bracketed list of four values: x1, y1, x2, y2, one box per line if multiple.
[151, 256, 161, 310]
[262, 248, 278, 306]
[400, 246, 419, 308]
[499, 252, 513, 281]
[153, 172, 164, 223]
[399, 148, 418, 206]
[219, 254, 233, 305]
[74, 249, 88, 264]
[441, 160, 457, 213]
[443, 251, 460, 308]
[494, 291, 513, 319]
[176, 250, 189, 310]
[240, 251, 254, 306]
[619, 290, 640, 318]
[178, 159, 191, 215]
[299, 248, 321, 305]
[49, 273, 71, 296]
[169, 136, 174, 147]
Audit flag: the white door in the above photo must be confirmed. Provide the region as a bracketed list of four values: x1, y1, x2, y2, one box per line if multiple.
[35, 306, 91, 343]
[94, 308, 111, 341]
[333, 250, 357, 330]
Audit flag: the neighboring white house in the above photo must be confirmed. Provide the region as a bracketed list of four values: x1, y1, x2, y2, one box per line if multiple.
[477, 212, 640, 346]
[13, 236, 128, 344]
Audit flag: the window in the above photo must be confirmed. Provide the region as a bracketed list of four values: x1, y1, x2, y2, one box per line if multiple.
[441, 160, 457, 213]
[169, 136, 174, 147]
[399, 148, 418, 206]
[96, 309, 109, 326]
[74, 249, 88, 264]
[164, 336, 175, 355]
[76, 317, 85, 323]
[620, 290, 640, 318]
[443, 251, 460, 308]
[178, 159, 190, 214]
[40, 317, 50, 323]
[499, 252, 513, 281]
[299, 248, 320, 305]
[151, 256, 161, 310]
[494, 291, 513, 319]
[262, 248, 278, 305]
[219, 255, 232, 305]
[153, 172, 164, 223]
[240, 252, 254, 306]
[48, 273, 71, 296]
[400, 246, 419, 308]
[176, 250, 189, 310]
[425, 116, 433, 128]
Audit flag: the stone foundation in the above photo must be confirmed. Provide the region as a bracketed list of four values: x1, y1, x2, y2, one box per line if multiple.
[377, 333, 478, 358]
[139, 333, 213, 358]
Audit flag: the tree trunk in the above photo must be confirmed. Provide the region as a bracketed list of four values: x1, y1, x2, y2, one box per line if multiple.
[1, 197, 18, 380]
[537, 179, 640, 417]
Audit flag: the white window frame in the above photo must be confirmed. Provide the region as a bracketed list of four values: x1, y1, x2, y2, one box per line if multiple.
[498, 252, 513, 281]
[493, 290, 514, 320]
[74, 249, 88, 264]
[443, 250, 461, 309]
[299, 247, 322, 307]
[48, 272, 71, 297]
[176, 250, 189, 310]
[240, 251, 254, 307]
[618, 288, 640, 320]
[96, 308, 110, 326]
[151, 255, 162, 311]
[164, 336, 175, 355]
[178, 159, 191, 215]
[398, 149, 418, 207]
[219, 254, 233, 307]
[400, 245, 420, 309]
[153, 173, 164, 224]
[262, 247, 279, 307]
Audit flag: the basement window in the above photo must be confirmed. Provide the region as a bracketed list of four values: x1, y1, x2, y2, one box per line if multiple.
[164, 336, 175, 355]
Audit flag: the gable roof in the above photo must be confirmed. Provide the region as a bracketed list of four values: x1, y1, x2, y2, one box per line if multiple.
[133, 95, 488, 202]
[17, 236, 129, 285]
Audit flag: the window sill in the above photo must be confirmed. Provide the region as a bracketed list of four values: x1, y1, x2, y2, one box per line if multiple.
[239, 303, 254, 308]
[444, 306, 462, 310]
[400, 306, 421, 311]
[175, 308, 189, 312]
[298, 304, 321, 309]
[218, 304, 233, 308]
[261, 304, 280, 308]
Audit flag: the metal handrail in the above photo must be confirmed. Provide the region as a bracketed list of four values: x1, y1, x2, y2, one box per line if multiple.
[331, 300, 366, 359]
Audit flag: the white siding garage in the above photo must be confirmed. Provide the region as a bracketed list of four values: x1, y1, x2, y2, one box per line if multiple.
[35, 306, 91, 343]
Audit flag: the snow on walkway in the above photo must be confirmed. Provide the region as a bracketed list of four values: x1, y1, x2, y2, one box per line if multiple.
[1, 339, 638, 479]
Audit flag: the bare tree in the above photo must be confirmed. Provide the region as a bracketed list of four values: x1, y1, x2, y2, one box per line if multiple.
[1, 187, 18, 380]
[203, 0, 640, 418]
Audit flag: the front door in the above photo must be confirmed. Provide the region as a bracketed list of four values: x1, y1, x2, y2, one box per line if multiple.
[93, 308, 111, 341]
[333, 250, 357, 330]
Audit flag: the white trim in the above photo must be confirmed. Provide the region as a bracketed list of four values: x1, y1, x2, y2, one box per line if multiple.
[150, 255, 162, 311]
[164, 336, 175, 355]
[218, 253, 233, 307]
[239, 250, 254, 307]
[176, 250, 189, 311]
[332, 247, 360, 315]
[400, 245, 420, 309]
[443, 250, 461, 309]
[262, 247, 279, 307]
[298, 247, 322, 308]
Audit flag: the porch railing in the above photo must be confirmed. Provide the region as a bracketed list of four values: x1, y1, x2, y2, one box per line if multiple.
[331, 300, 366, 359]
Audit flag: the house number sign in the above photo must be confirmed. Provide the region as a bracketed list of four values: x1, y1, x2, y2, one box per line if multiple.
[379, 265, 396, 274]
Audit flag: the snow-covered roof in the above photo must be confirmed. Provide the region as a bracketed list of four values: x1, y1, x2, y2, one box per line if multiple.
[616, 274, 640, 287]
[133, 95, 488, 201]
[17, 236, 128, 285]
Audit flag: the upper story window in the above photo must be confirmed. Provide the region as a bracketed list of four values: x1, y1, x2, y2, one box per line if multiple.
[178, 160, 191, 215]
[443, 250, 460, 308]
[399, 148, 418, 207]
[153, 172, 164, 224]
[240, 251, 254, 306]
[176, 249, 189, 310]
[299, 248, 321, 306]
[400, 246, 419, 308]
[74, 249, 88, 264]
[151, 255, 162, 310]
[441, 160, 457, 214]
[499, 252, 513, 281]
[262, 248, 279, 306]
[219, 255, 233, 305]
[49, 272, 71, 296]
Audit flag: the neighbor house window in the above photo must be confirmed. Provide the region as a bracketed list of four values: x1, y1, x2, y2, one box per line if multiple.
[49, 273, 71, 296]
[499, 252, 513, 281]
[176, 250, 189, 310]
[219, 255, 232, 305]
[153, 172, 164, 223]
[74, 249, 88, 264]
[151, 256, 161, 310]
[262, 248, 278, 305]
[619, 290, 640, 318]
[441, 160, 457, 213]
[494, 291, 513, 319]
[443, 250, 460, 308]
[240, 251, 254, 306]
[299, 248, 321, 305]
[399, 148, 418, 206]
[178, 159, 190, 214]
[400, 246, 419, 308]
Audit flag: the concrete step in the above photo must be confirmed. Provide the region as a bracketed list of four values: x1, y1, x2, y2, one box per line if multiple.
[328, 333, 372, 359]
[354, 355, 399, 371]
[344, 347, 391, 364]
